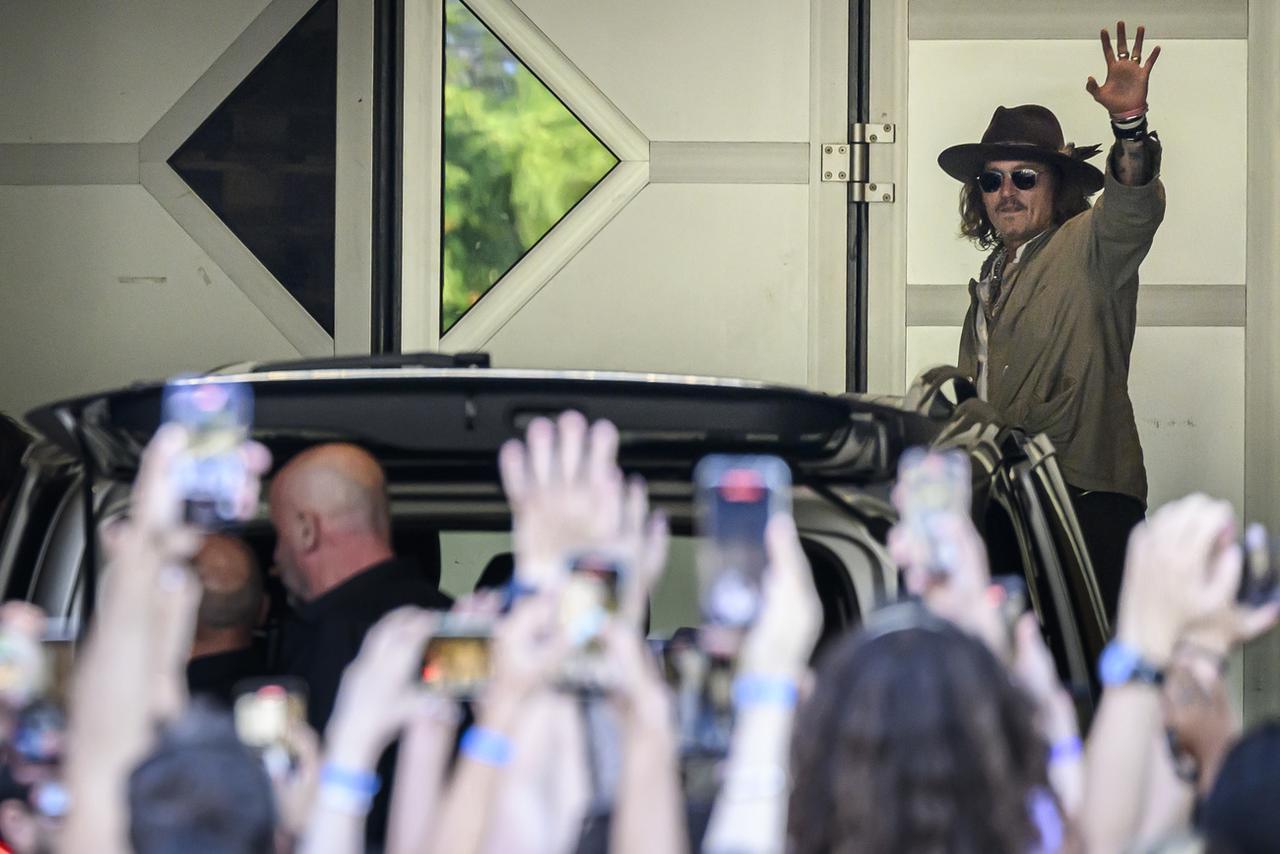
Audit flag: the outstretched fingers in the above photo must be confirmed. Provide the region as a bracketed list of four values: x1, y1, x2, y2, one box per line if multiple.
[1115, 20, 1128, 57]
[1131, 25, 1145, 60]
[498, 439, 530, 505]
[1099, 27, 1115, 64]
[525, 416, 557, 488]
[1143, 44, 1161, 72]
[555, 410, 588, 485]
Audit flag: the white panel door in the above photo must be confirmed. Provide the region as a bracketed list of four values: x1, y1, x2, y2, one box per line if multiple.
[871, 4, 1248, 523]
[400, 0, 851, 392]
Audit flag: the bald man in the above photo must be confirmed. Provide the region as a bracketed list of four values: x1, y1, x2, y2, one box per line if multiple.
[267, 443, 451, 732]
[186, 533, 265, 705]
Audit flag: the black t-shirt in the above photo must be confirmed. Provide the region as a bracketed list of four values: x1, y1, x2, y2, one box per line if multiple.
[272, 557, 453, 846]
[186, 645, 266, 708]
[273, 556, 453, 733]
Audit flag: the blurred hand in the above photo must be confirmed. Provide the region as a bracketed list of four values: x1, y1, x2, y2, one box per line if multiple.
[1012, 613, 1079, 759]
[1180, 592, 1280, 660]
[599, 619, 672, 731]
[617, 479, 670, 630]
[1115, 495, 1245, 666]
[106, 425, 203, 571]
[499, 412, 623, 587]
[272, 721, 321, 841]
[891, 511, 1008, 657]
[499, 411, 670, 617]
[1086, 21, 1161, 116]
[485, 594, 571, 710]
[738, 515, 822, 679]
[102, 426, 270, 578]
[1012, 613, 1063, 708]
[325, 607, 452, 768]
[1161, 648, 1235, 793]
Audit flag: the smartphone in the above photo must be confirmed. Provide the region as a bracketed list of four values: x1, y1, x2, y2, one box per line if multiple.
[694, 455, 792, 629]
[420, 616, 492, 698]
[162, 379, 254, 526]
[1239, 523, 1280, 605]
[560, 553, 622, 648]
[232, 679, 307, 752]
[895, 448, 972, 576]
[989, 574, 1030, 650]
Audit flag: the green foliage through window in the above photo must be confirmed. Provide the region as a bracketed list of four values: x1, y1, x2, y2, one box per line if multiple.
[442, 0, 617, 332]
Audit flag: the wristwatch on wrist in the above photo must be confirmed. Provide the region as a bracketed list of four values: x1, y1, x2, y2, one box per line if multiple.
[1098, 640, 1165, 688]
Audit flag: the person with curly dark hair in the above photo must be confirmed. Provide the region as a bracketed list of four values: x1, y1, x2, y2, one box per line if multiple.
[939, 20, 1166, 620]
[787, 605, 1056, 854]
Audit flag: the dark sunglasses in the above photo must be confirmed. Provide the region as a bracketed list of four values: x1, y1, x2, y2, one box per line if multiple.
[977, 168, 1042, 193]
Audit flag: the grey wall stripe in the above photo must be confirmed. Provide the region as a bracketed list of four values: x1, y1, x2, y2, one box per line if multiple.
[906, 284, 1246, 327]
[0, 144, 139, 185]
[648, 141, 809, 184]
[909, 0, 1247, 41]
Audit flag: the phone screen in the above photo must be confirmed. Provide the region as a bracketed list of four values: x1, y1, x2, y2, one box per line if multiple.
[694, 455, 791, 628]
[421, 628, 491, 698]
[896, 448, 972, 576]
[163, 380, 253, 526]
[232, 680, 307, 751]
[560, 554, 622, 647]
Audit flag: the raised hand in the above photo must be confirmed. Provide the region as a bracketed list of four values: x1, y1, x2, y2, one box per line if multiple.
[889, 509, 1008, 658]
[738, 514, 822, 680]
[1115, 494, 1244, 667]
[1086, 21, 1160, 117]
[499, 411, 668, 602]
[325, 607, 452, 768]
[499, 412, 624, 586]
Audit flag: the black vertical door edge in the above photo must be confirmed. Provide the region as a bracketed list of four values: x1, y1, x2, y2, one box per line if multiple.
[371, 0, 402, 353]
[847, 0, 871, 392]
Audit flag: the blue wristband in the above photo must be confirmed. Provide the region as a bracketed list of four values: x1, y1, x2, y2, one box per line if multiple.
[318, 764, 380, 813]
[320, 763, 380, 796]
[1048, 735, 1083, 765]
[460, 725, 513, 767]
[732, 675, 798, 710]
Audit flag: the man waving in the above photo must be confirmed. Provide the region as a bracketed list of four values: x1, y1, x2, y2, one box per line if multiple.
[937, 22, 1164, 618]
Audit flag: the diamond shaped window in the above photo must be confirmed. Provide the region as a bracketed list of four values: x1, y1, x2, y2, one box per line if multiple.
[442, 0, 618, 333]
[169, 0, 337, 336]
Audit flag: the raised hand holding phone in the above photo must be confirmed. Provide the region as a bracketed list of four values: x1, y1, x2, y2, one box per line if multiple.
[892, 447, 971, 578]
[62, 398, 269, 853]
[162, 380, 259, 526]
[694, 454, 791, 633]
[888, 448, 1010, 656]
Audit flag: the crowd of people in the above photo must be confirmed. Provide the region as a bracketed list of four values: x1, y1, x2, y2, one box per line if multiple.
[0, 408, 1275, 854]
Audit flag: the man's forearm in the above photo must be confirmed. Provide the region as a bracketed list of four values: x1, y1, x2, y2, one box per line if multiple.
[1111, 138, 1153, 186]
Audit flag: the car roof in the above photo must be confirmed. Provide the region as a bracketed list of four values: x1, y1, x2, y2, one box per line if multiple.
[24, 361, 948, 486]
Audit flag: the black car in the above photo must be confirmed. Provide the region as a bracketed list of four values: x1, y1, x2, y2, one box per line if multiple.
[0, 355, 1109, 713]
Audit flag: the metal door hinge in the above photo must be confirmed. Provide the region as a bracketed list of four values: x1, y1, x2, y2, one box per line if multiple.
[822, 122, 895, 203]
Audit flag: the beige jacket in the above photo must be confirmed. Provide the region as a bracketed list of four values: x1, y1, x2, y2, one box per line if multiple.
[957, 149, 1166, 504]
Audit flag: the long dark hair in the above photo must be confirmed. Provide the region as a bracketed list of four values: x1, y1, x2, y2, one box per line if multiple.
[788, 617, 1050, 854]
[959, 164, 1094, 250]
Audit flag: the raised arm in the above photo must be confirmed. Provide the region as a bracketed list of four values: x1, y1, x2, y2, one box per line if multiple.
[1086, 20, 1161, 187]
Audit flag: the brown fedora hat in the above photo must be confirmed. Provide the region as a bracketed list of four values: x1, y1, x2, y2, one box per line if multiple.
[938, 104, 1104, 194]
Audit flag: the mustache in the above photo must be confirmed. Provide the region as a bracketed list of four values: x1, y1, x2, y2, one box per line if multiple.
[995, 201, 1026, 213]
